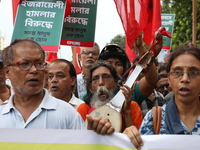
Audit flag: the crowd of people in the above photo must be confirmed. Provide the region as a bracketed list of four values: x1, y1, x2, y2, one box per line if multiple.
[0, 38, 200, 149]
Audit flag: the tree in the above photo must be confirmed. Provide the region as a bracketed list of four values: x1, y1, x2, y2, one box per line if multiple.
[108, 34, 125, 49]
[161, 0, 171, 13]
[162, 0, 200, 50]
[110, 1, 200, 50]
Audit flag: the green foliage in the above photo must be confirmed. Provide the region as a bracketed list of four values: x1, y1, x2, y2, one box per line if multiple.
[108, 34, 125, 49]
[162, 0, 200, 50]
[161, 0, 171, 13]
[109, 1, 200, 50]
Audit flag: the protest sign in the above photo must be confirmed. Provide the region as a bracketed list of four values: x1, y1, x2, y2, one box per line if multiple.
[11, 0, 66, 52]
[60, 0, 98, 47]
[158, 14, 175, 62]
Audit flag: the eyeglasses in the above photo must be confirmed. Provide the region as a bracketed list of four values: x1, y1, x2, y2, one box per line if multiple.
[156, 84, 169, 91]
[169, 70, 200, 78]
[81, 51, 99, 56]
[7, 61, 47, 71]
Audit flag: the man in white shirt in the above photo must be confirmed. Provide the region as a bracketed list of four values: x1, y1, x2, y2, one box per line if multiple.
[48, 59, 84, 109]
[0, 39, 114, 134]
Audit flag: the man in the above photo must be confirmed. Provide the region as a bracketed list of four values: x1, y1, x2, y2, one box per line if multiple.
[99, 44, 130, 80]
[157, 64, 173, 101]
[156, 74, 171, 97]
[0, 39, 114, 134]
[158, 63, 167, 75]
[77, 60, 143, 131]
[48, 59, 84, 109]
[0, 55, 12, 105]
[99, 44, 158, 106]
[77, 43, 100, 98]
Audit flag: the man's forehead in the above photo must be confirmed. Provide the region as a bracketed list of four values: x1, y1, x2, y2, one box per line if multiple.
[82, 47, 99, 52]
[157, 78, 168, 85]
[92, 67, 111, 76]
[48, 70, 65, 75]
[107, 57, 122, 63]
[49, 62, 69, 73]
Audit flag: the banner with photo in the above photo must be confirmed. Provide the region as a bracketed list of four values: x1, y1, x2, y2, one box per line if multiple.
[11, 0, 66, 52]
[60, 0, 98, 47]
[0, 129, 199, 150]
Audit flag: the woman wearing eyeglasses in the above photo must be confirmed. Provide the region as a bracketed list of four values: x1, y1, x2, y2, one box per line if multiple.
[123, 45, 200, 149]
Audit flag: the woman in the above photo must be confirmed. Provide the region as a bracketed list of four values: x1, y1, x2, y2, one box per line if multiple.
[123, 45, 200, 149]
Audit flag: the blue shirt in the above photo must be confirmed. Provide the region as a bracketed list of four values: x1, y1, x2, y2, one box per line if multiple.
[0, 89, 84, 129]
[139, 104, 200, 135]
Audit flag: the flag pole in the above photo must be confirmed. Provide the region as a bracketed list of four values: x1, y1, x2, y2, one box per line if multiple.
[192, 0, 196, 46]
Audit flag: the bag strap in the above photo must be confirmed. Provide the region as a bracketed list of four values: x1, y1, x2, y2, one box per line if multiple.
[152, 106, 162, 134]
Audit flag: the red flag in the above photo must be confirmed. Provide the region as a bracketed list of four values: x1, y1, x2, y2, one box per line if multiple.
[114, 0, 148, 49]
[71, 47, 82, 74]
[46, 52, 58, 63]
[125, 39, 136, 63]
[143, 0, 161, 46]
[64, 0, 72, 18]
[114, 0, 161, 48]
[12, 0, 23, 24]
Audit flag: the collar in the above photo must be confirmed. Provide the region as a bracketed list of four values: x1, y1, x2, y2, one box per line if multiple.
[165, 97, 185, 134]
[1, 89, 58, 115]
[69, 94, 79, 106]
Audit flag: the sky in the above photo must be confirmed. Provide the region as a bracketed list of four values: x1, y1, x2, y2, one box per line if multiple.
[0, 0, 125, 61]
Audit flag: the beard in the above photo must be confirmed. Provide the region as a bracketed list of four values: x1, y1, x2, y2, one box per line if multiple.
[90, 85, 118, 108]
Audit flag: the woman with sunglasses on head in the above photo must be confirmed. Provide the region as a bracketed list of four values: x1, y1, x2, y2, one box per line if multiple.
[123, 45, 200, 150]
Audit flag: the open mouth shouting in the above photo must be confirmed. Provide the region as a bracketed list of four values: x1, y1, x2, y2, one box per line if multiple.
[179, 87, 190, 96]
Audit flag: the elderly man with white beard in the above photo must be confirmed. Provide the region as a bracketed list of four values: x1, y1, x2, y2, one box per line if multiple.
[77, 60, 143, 132]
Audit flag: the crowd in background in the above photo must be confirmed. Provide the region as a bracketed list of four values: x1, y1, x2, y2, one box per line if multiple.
[0, 38, 200, 150]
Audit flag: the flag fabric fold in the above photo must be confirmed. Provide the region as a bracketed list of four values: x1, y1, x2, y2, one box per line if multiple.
[64, 0, 72, 18]
[114, 0, 161, 61]
[143, 0, 161, 46]
[71, 47, 82, 74]
[46, 52, 58, 63]
[125, 39, 136, 62]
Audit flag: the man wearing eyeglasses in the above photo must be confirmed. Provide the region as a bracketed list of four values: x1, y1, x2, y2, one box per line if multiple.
[0, 39, 114, 134]
[0, 55, 12, 105]
[156, 74, 172, 97]
[77, 42, 100, 99]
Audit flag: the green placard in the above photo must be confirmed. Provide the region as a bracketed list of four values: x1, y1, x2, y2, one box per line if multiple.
[158, 14, 175, 62]
[11, 0, 66, 52]
[161, 14, 176, 50]
[60, 0, 98, 47]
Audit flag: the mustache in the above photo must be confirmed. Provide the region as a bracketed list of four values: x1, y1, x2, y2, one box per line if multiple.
[86, 58, 94, 62]
[90, 85, 118, 108]
[97, 86, 109, 96]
